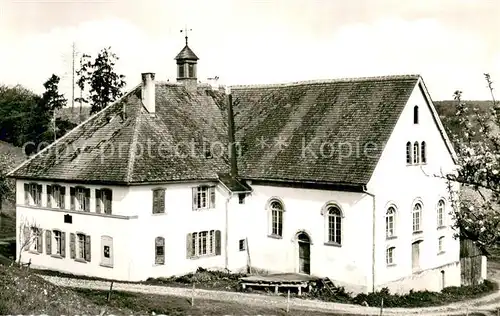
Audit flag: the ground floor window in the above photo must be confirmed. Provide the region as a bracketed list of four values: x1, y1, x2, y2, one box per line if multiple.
[187, 230, 221, 258]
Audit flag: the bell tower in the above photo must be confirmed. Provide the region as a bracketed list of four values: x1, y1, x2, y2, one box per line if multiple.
[175, 27, 199, 87]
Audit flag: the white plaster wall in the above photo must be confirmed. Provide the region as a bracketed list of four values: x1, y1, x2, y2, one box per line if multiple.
[241, 184, 373, 292]
[367, 80, 460, 291]
[124, 182, 228, 280]
[15, 180, 139, 280]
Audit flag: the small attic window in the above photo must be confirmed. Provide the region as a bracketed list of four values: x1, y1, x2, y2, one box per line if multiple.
[413, 106, 419, 124]
[178, 64, 185, 78]
[188, 63, 194, 77]
[204, 149, 213, 159]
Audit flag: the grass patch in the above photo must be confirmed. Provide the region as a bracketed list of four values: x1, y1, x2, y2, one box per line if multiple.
[306, 280, 498, 307]
[0, 212, 15, 239]
[0, 263, 132, 314]
[75, 288, 355, 316]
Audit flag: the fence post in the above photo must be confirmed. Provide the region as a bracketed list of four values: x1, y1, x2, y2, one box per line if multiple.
[191, 283, 195, 306]
[379, 298, 384, 316]
[107, 281, 114, 302]
[286, 289, 290, 313]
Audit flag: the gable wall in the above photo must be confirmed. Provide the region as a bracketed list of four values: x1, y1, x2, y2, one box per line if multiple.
[367, 82, 460, 291]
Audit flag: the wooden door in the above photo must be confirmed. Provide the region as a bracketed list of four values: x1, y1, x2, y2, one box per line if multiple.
[298, 233, 310, 274]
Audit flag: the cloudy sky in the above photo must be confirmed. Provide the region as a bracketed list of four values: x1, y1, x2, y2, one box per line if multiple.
[0, 0, 499, 101]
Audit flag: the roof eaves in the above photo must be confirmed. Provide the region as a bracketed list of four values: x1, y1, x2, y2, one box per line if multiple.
[7, 83, 141, 179]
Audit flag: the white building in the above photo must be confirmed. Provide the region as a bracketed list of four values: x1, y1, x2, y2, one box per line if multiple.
[8, 40, 462, 294]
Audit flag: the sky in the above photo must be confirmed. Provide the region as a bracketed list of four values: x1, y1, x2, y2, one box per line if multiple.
[0, 0, 499, 102]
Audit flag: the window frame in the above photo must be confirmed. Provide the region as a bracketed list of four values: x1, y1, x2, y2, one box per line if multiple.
[192, 185, 215, 211]
[268, 199, 284, 238]
[178, 63, 185, 78]
[25, 182, 42, 206]
[413, 105, 419, 124]
[192, 230, 216, 257]
[152, 188, 166, 214]
[100, 235, 113, 267]
[53, 230, 63, 256]
[386, 247, 395, 266]
[421, 141, 427, 164]
[76, 233, 86, 260]
[72, 186, 90, 212]
[48, 184, 65, 209]
[437, 199, 446, 228]
[412, 202, 423, 233]
[96, 188, 113, 214]
[413, 142, 420, 164]
[406, 142, 412, 165]
[326, 205, 342, 245]
[438, 236, 445, 254]
[155, 236, 165, 265]
[385, 206, 396, 239]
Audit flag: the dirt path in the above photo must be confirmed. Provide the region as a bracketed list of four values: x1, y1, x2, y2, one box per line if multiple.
[40, 269, 500, 316]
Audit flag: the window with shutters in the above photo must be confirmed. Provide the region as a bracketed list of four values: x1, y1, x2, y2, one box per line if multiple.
[71, 186, 90, 212]
[24, 182, 42, 206]
[25, 226, 42, 253]
[96, 188, 112, 214]
[152, 188, 166, 214]
[187, 230, 221, 258]
[155, 236, 165, 264]
[52, 230, 65, 257]
[101, 235, 113, 267]
[192, 186, 215, 211]
[74, 233, 91, 261]
[47, 185, 65, 209]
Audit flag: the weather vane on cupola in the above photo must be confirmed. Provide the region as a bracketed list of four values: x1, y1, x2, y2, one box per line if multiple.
[180, 26, 192, 45]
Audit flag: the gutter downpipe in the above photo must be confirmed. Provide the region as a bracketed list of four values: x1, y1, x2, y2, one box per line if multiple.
[225, 195, 230, 270]
[363, 185, 376, 293]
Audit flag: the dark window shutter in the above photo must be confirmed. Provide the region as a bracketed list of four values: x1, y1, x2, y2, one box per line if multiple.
[155, 237, 165, 264]
[60, 187, 66, 209]
[85, 235, 91, 262]
[47, 185, 52, 207]
[70, 233, 76, 259]
[23, 226, 30, 248]
[159, 189, 165, 213]
[70, 187, 75, 210]
[192, 187, 198, 211]
[209, 187, 216, 209]
[60, 232, 66, 257]
[37, 184, 42, 206]
[106, 190, 112, 214]
[152, 190, 158, 213]
[85, 189, 90, 212]
[24, 183, 29, 204]
[37, 229, 43, 253]
[186, 233, 193, 258]
[46, 230, 52, 255]
[95, 189, 102, 213]
[215, 230, 221, 255]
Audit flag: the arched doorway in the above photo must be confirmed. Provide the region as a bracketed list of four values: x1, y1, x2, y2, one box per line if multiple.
[297, 232, 311, 274]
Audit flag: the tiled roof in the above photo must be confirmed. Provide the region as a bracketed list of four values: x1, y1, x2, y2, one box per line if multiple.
[9, 83, 229, 184]
[231, 75, 420, 185]
[9, 74, 426, 186]
[175, 45, 199, 61]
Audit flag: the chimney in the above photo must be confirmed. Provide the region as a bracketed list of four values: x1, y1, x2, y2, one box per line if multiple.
[141, 73, 155, 113]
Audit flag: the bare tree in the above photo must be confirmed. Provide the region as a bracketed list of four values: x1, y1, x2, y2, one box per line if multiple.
[17, 216, 41, 266]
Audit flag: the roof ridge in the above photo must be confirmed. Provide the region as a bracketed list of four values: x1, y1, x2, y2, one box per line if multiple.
[7, 83, 141, 178]
[125, 115, 142, 183]
[230, 74, 421, 90]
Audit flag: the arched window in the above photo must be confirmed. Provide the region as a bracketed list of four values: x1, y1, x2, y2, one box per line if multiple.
[406, 142, 412, 164]
[413, 106, 419, 124]
[386, 207, 396, 238]
[413, 142, 420, 164]
[327, 206, 342, 245]
[412, 202, 422, 232]
[270, 200, 284, 237]
[421, 141, 427, 164]
[437, 199, 445, 227]
[155, 236, 165, 265]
